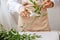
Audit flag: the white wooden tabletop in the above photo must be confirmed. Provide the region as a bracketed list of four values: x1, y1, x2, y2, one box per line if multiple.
[19, 32, 59, 40]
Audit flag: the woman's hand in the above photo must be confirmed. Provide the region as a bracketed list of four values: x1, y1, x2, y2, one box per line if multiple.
[43, 0, 54, 9]
[19, 2, 33, 18]
[19, 7, 30, 18]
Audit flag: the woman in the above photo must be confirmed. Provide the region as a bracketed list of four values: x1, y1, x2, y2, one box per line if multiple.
[18, 0, 54, 32]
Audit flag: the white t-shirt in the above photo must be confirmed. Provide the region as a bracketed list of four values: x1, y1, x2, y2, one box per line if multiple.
[7, 0, 23, 13]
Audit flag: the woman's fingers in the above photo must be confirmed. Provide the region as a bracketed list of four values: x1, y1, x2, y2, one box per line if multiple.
[20, 12, 24, 17]
[20, 10, 30, 18]
[46, 0, 50, 2]
[24, 10, 30, 17]
[26, 5, 33, 7]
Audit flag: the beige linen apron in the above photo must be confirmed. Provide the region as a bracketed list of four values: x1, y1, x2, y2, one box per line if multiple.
[18, 0, 50, 32]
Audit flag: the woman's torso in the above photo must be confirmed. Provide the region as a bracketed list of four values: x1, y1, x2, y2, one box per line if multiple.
[18, 0, 50, 32]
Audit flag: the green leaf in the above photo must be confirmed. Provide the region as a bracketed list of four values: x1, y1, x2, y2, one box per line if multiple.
[33, 1, 37, 5]
[29, 0, 33, 2]
[33, 6, 36, 8]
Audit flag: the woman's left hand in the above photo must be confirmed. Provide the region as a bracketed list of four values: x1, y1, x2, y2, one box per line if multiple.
[43, 0, 54, 9]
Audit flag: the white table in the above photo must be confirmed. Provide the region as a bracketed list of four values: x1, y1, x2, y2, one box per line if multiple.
[19, 32, 59, 40]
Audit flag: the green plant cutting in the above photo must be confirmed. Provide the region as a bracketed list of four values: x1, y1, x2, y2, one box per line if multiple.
[0, 23, 41, 40]
[0, 29, 41, 40]
[29, 0, 46, 16]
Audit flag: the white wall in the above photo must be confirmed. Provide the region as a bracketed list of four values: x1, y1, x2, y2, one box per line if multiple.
[47, 5, 60, 31]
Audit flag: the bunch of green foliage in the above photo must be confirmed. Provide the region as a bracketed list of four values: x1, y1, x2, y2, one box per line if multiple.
[0, 23, 41, 40]
[29, 0, 43, 16]
[29, 0, 47, 16]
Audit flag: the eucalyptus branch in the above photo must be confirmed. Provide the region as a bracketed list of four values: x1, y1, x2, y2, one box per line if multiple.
[29, 0, 43, 16]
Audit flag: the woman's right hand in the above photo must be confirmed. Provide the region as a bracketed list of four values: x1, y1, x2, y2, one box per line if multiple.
[19, 7, 30, 18]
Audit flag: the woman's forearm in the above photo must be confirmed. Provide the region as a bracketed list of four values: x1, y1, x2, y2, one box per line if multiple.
[7, 0, 23, 13]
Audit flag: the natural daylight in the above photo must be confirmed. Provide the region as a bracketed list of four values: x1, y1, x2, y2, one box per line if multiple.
[0, 0, 60, 40]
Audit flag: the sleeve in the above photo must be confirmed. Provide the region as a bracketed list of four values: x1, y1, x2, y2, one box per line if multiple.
[51, 0, 60, 7]
[7, 0, 24, 13]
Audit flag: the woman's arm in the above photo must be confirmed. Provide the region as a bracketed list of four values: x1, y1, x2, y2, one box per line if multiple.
[7, 0, 30, 17]
[7, 0, 24, 13]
